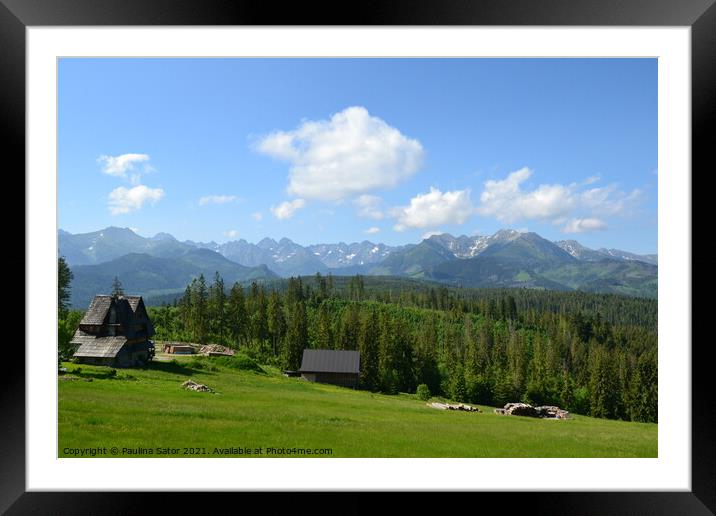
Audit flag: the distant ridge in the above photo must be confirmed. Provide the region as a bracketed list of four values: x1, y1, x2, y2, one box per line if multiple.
[60, 227, 657, 302]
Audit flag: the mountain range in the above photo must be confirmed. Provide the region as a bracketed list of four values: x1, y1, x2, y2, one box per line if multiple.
[60, 227, 658, 307]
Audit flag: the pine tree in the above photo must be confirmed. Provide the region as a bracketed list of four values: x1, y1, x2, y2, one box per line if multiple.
[267, 290, 286, 357]
[251, 285, 269, 346]
[283, 300, 308, 370]
[111, 276, 124, 296]
[358, 308, 380, 391]
[630, 351, 657, 423]
[450, 365, 467, 402]
[315, 300, 333, 349]
[416, 317, 442, 395]
[208, 271, 226, 344]
[588, 344, 618, 419]
[58, 256, 73, 318]
[192, 274, 208, 343]
[227, 283, 248, 348]
[339, 304, 360, 350]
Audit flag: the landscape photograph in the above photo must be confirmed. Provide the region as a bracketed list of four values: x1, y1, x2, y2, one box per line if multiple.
[57, 57, 657, 458]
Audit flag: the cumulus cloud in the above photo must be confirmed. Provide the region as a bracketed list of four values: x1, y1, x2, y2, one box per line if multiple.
[563, 218, 608, 233]
[393, 187, 474, 231]
[476, 167, 641, 233]
[364, 226, 380, 234]
[421, 230, 444, 240]
[354, 194, 385, 220]
[251, 212, 264, 222]
[478, 168, 575, 222]
[256, 106, 424, 201]
[579, 185, 642, 216]
[108, 185, 164, 215]
[98, 153, 151, 179]
[199, 195, 238, 206]
[225, 229, 240, 238]
[271, 199, 306, 220]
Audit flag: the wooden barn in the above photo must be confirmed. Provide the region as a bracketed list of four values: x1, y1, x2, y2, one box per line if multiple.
[71, 294, 155, 367]
[298, 349, 360, 388]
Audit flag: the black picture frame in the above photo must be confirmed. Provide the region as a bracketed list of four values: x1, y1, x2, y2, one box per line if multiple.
[2, 0, 709, 513]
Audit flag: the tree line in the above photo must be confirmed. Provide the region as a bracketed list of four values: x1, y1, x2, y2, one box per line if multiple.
[148, 272, 657, 423]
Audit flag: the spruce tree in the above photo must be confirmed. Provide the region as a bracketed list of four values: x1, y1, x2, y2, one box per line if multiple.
[316, 301, 333, 349]
[283, 301, 308, 370]
[227, 283, 248, 348]
[267, 291, 286, 357]
[111, 276, 124, 296]
[358, 309, 380, 391]
[58, 256, 73, 317]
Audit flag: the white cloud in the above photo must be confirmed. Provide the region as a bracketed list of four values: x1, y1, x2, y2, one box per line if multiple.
[393, 187, 474, 231]
[563, 218, 608, 233]
[478, 167, 575, 222]
[129, 227, 140, 234]
[225, 229, 240, 238]
[271, 199, 306, 220]
[251, 211, 264, 222]
[199, 195, 238, 206]
[108, 185, 164, 215]
[256, 106, 424, 201]
[98, 153, 150, 179]
[580, 186, 642, 216]
[476, 168, 641, 231]
[354, 194, 385, 220]
[364, 226, 380, 235]
[421, 230, 444, 240]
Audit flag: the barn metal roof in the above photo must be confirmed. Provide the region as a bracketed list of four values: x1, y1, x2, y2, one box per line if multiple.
[299, 349, 360, 374]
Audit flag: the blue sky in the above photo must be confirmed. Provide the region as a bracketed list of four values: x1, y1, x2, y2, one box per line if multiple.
[58, 58, 657, 253]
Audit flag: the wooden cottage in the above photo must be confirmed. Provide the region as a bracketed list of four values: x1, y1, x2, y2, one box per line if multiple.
[298, 349, 360, 388]
[71, 294, 155, 367]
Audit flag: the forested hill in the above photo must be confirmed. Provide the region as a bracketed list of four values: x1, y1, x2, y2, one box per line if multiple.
[147, 274, 656, 330]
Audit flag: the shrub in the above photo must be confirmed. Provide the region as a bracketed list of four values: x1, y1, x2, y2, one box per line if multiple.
[572, 386, 590, 415]
[108, 369, 117, 378]
[416, 383, 431, 401]
[188, 354, 264, 373]
[215, 353, 264, 373]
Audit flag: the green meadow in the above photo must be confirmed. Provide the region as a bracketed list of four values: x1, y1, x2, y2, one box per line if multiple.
[58, 355, 657, 458]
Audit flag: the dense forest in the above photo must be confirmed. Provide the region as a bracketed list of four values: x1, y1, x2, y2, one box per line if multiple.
[142, 272, 657, 423]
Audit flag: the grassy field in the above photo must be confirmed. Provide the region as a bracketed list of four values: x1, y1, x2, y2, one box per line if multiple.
[58, 355, 657, 458]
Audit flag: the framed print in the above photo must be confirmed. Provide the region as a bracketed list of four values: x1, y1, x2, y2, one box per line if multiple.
[3, 0, 711, 513]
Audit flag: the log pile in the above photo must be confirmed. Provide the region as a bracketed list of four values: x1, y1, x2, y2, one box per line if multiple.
[536, 405, 571, 419]
[429, 402, 480, 412]
[494, 402, 571, 419]
[182, 379, 212, 392]
[199, 344, 235, 356]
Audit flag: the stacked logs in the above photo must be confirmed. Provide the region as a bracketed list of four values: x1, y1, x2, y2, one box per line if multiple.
[429, 402, 480, 412]
[494, 403, 570, 419]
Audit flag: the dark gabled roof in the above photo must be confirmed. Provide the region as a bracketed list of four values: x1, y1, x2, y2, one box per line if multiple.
[71, 329, 128, 358]
[79, 295, 148, 327]
[124, 296, 142, 312]
[299, 349, 360, 374]
[79, 295, 113, 325]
